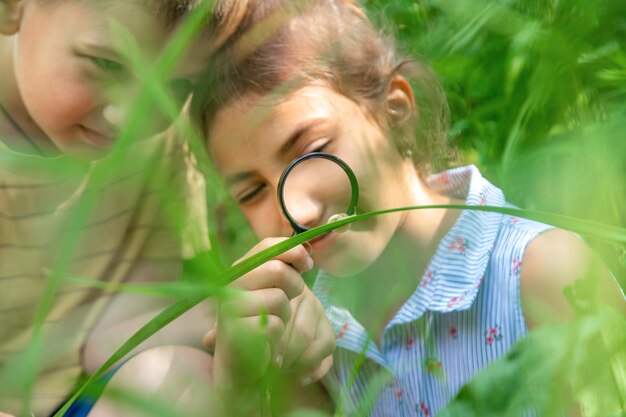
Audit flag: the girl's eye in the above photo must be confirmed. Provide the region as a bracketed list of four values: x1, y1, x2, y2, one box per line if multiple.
[89, 56, 124, 73]
[237, 184, 266, 205]
[306, 140, 330, 155]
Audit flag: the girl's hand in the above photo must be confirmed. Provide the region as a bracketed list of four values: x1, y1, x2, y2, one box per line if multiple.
[274, 286, 335, 385]
[206, 238, 313, 386]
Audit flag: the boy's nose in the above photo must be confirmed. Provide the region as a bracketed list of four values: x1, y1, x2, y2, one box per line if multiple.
[102, 83, 141, 130]
[101, 99, 171, 140]
[103, 104, 127, 129]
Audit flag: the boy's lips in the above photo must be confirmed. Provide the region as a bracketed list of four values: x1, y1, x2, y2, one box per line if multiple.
[80, 125, 115, 148]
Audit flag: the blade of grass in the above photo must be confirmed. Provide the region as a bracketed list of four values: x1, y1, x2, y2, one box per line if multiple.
[53, 203, 626, 415]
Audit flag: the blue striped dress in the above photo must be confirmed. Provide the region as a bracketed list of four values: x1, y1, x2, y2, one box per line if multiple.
[313, 165, 553, 417]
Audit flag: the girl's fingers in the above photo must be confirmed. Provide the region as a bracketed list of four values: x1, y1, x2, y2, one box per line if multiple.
[223, 315, 286, 347]
[289, 318, 336, 372]
[230, 259, 306, 300]
[221, 287, 292, 325]
[273, 243, 314, 274]
[215, 288, 293, 356]
[301, 355, 334, 386]
[202, 325, 217, 351]
[278, 289, 319, 369]
[275, 287, 335, 374]
[237, 239, 313, 274]
[211, 239, 314, 380]
[234, 239, 313, 291]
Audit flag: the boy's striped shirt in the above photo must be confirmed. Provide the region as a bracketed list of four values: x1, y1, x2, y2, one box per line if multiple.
[0, 132, 209, 416]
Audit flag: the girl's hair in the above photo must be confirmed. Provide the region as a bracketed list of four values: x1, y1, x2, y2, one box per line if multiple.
[193, 0, 455, 174]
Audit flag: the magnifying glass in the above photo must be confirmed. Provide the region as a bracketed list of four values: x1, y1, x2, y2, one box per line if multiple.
[277, 152, 359, 235]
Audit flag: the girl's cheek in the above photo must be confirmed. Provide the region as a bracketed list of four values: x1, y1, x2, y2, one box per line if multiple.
[245, 204, 282, 239]
[245, 210, 270, 238]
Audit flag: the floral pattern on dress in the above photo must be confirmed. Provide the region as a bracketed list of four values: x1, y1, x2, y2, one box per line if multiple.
[479, 192, 487, 206]
[447, 237, 469, 254]
[485, 325, 502, 345]
[406, 337, 415, 350]
[421, 270, 433, 287]
[449, 326, 459, 339]
[395, 389, 403, 400]
[511, 257, 522, 275]
[415, 401, 431, 417]
[447, 294, 466, 309]
[337, 323, 349, 339]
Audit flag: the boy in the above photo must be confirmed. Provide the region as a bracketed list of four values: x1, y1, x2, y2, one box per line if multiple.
[0, 0, 242, 415]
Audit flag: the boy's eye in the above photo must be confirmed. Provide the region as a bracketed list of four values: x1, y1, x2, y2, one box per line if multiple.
[237, 184, 266, 205]
[89, 56, 124, 73]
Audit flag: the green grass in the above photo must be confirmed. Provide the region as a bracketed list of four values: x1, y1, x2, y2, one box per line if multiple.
[2, 0, 625, 416]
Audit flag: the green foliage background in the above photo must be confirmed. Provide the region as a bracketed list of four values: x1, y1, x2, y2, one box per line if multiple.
[363, 0, 626, 283]
[2, 0, 624, 416]
[360, 1, 626, 415]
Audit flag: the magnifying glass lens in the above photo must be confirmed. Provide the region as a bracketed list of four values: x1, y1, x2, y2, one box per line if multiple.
[282, 156, 354, 228]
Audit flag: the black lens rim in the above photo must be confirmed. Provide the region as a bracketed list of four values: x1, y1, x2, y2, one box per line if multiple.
[277, 152, 359, 235]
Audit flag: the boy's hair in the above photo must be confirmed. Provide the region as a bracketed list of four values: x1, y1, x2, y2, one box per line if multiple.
[143, 0, 209, 28]
[193, 0, 455, 173]
[36, 0, 247, 48]
[143, 0, 246, 39]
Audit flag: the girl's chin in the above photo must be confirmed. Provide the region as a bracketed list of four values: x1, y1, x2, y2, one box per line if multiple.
[313, 241, 374, 278]
[309, 231, 338, 253]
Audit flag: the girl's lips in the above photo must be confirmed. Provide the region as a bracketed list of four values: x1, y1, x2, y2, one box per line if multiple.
[309, 231, 339, 253]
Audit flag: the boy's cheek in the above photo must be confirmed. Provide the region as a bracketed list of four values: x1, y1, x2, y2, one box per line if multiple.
[34, 82, 99, 127]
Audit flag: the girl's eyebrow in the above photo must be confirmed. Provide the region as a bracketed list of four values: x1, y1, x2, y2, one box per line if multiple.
[225, 119, 326, 187]
[225, 171, 253, 187]
[278, 119, 324, 157]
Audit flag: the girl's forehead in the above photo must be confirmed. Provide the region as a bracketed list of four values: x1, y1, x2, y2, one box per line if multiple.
[209, 84, 341, 147]
[208, 83, 372, 176]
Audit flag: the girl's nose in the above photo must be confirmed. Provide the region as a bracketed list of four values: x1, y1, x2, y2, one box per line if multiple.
[281, 189, 324, 232]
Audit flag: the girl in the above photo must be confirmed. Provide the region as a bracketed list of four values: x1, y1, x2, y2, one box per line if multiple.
[195, 0, 624, 416]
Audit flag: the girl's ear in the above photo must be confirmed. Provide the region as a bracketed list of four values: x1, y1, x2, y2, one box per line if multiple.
[0, 0, 23, 35]
[384, 75, 416, 127]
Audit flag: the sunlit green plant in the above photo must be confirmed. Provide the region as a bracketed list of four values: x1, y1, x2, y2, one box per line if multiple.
[1, 0, 624, 416]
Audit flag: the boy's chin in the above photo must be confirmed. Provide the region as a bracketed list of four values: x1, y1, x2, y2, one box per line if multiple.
[52, 142, 111, 162]
[48, 136, 112, 161]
